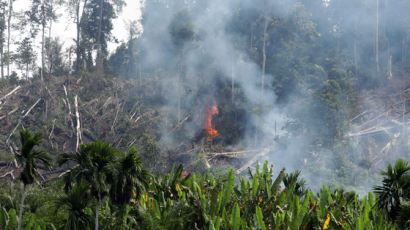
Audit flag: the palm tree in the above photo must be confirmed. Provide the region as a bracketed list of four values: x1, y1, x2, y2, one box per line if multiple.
[58, 140, 118, 230]
[16, 129, 52, 230]
[108, 146, 150, 227]
[374, 159, 410, 221]
[55, 182, 92, 230]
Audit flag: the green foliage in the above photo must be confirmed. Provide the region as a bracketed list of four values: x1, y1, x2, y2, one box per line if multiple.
[54, 182, 92, 230]
[1, 134, 406, 230]
[374, 159, 410, 221]
[17, 129, 52, 186]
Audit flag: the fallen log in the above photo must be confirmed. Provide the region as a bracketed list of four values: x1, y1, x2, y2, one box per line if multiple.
[6, 98, 42, 145]
[0, 85, 21, 104]
[0, 107, 19, 120]
[236, 147, 273, 174]
[206, 149, 262, 160]
[347, 126, 394, 137]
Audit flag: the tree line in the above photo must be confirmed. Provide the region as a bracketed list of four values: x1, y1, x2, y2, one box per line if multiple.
[0, 0, 126, 80]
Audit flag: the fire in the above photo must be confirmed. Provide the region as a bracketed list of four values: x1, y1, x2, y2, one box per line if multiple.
[204, 104, 219, 141]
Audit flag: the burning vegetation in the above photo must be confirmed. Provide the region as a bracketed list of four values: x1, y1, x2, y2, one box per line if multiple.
[204, 104, 219, 141]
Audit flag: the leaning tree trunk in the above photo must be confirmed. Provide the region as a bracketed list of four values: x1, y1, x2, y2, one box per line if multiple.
[17, 184, 26, 230]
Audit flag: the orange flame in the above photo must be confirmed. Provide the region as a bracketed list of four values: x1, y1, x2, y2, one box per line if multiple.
[204, 104, 219, 141]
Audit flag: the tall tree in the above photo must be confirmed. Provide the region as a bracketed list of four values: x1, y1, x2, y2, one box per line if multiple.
[45, 37, 66, 77]
[169, 9, 194, 122]
[16, 130, 52, 230]
[14, 37, 36, 80]
[67, 0, 88, 73]
[260, 0, 269, 98]
[27, 0, 61, 82]
[80, 0, 124, 75]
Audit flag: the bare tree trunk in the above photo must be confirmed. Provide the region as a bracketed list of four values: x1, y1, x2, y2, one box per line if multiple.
[354, 39, 358, 76]
[26, 63, 28, 80]
[75, 1, 80, 73]
[261, 7, 268, 97]
[7, 0, 12, 77]
[0, 42, 3, 79]
[41, 18, 45, 83]
[177, 73, 181, 122]
[231, 59, 234, 103]
[403, 36, 407, 64]
[75, 0, 88, 73]
[17, 184, 26, 230]
[96, 0, 104, 76]
[48, 11, 53, 77]
[376, 0, 380, 73]
[0, 9, 4, 79]
[177, 50, 184, 122]
[354, 23, 358, 77]
[138, 63, 142, 86]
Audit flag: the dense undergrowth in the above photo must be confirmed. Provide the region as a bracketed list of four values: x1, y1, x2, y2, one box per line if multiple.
[0, 131, 409, 230]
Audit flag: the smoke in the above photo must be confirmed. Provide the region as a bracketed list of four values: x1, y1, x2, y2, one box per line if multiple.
[136, 0, 409, 193]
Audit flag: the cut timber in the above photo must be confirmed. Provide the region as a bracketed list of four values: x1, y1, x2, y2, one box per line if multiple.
[0, 85, 21, 104]
[74, 95, 82, 151]
[236, 147, 272, 174]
